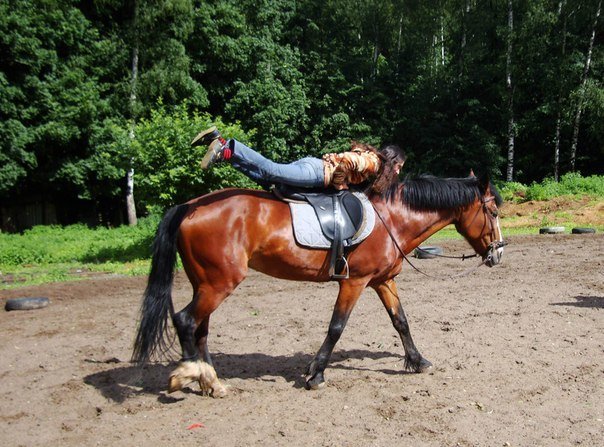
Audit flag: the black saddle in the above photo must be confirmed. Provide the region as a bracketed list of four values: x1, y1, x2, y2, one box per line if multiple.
[274, 185, 366, 279]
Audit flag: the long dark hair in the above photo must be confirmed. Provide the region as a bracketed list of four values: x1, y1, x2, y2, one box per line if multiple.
[372, 144, 406, 194]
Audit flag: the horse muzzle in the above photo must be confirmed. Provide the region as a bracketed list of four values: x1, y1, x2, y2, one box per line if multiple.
[484, 240, 507, 267]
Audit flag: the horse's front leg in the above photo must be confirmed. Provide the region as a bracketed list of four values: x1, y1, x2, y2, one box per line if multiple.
[305, 280, 366, 389]
[373, 279, 432, 372]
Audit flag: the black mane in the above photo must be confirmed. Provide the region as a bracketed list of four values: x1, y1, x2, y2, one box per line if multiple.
[383, 175, 502, 210]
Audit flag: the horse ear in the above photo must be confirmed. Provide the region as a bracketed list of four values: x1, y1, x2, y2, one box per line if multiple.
[479, 173, 491, 192]
[468, 169, 476, 178]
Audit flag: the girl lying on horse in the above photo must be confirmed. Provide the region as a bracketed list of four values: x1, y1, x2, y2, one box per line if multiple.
[191, 126, 406, 193]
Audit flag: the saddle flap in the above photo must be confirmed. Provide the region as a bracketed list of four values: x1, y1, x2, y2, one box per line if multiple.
[341, 192, 364, 234]
[304, 191, 364, 241]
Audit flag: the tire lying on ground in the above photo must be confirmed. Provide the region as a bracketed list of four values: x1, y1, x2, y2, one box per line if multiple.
[5, 297, 50, 311]
[414, 246, 444, 259]
[539, 226, 565, 234]
[571, 227, 596, 234]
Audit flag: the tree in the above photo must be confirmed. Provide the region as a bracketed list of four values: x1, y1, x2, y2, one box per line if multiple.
[505, 0, 516, 181]
[0, 0, 113, 208]
[131, 104, 256, 213]
[569, 0, 601, 171]
[553, 0, 568, 181]
[84, 0, 207, 224]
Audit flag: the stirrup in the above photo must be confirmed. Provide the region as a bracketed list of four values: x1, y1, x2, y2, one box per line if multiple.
[329, 256, 349, 279]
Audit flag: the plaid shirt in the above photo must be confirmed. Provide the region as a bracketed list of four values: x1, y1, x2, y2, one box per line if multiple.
[322, 144, 382, 189]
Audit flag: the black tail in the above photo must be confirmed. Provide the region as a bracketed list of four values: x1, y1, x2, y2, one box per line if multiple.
[131, 204, 189, 365]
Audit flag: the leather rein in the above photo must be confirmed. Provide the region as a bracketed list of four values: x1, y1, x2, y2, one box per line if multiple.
[371, 195, 507, 280]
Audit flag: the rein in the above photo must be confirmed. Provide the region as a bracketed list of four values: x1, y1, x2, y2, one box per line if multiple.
[370, 201, 498, 280]
[415, 246, 478, 261]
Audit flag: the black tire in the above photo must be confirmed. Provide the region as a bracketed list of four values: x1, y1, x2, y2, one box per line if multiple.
[539, 226, 565, 234]
[5, 297, 50, 311]
[571, 227, 596, 234]
[415, 246, 444, 259]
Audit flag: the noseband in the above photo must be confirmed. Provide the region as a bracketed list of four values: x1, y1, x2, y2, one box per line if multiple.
[481, 195, 507, 263]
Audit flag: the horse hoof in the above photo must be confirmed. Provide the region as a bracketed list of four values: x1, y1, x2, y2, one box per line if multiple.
[168, 375, 186, 393]
[307, 381, 325, 390]
[168, 360, 205, 393]
[418, 358, 433, 373]
[305, 372, 326, 390]
[211, 385, 228, 398]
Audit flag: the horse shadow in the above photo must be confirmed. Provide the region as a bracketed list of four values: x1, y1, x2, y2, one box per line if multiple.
[550, 295, 604, 309]
[83, 349, 407, 404]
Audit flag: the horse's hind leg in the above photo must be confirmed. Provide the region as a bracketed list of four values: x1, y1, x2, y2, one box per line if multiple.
[305, 280, 365, 389]
[169, 273, 244, 397]
[172, 303, 198, 362]
[373, 280, 432, 373]
[169, 303, 210, 394]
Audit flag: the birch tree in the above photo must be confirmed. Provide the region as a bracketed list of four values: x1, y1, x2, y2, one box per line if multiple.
[569, 0, 601, 171]
[505, 0, 515, 181]
[126, 0, 140, 226]
[553, 0, 568, 181]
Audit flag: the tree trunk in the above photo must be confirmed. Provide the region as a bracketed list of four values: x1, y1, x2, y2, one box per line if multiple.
[505, 0, 515, 182]
[553, 1, 567, 181]
[459, 0, 470, 78]
[440, 6, 445, 66]
[569, 0, 601, 172]
[396, 14, 403, 75]
[371, 42, 379, 79]
[126, 2, 139, 226]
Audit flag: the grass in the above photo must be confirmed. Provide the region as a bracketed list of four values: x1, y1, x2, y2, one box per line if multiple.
[0, 216, 160, 290]
[1, 261, 150, 288]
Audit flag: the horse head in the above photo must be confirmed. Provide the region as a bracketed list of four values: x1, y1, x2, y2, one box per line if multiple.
[455, 176, 505, 267]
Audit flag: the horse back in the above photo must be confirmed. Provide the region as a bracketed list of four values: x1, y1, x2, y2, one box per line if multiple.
[177, 188, 290, 256]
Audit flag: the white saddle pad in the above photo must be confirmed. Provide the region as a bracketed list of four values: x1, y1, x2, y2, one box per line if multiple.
[289, 192, 375, 249]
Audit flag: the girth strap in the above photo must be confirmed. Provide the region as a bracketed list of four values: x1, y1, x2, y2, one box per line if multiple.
[329, 194, 345, 278]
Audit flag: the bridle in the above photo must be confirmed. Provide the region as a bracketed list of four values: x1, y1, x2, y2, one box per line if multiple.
[480, 195, 508, 266]
[372, 193, 507, 280]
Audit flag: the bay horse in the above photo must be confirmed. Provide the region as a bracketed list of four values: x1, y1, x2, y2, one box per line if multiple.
[132, 175, 504, 397]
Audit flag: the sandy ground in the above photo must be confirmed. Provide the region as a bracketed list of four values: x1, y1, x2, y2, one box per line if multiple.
[1, 234, 603, 447]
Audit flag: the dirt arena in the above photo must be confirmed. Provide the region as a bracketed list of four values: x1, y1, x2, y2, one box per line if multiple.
[1, 234, 602, 446]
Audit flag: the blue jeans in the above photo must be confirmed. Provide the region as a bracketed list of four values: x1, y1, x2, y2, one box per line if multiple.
[230, 140, 325, 188]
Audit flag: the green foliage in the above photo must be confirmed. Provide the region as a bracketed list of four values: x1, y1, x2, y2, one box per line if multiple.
[0, 215, 159, 266]
[1, 0, 603, 230]
[0, 0, 110, 196]
[498, 181, 529, 202]
[499, 173, 604, 202]
[131, 103, 257, 213]
[525, 173, 604, 201]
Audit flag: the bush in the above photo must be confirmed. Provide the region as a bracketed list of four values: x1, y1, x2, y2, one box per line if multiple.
[498, 173, 604, 202]
[0, 215, 159, 266]
[498, 181, 528, 202]
[526, 173, 604, 200]
[131, 103, 258, 214]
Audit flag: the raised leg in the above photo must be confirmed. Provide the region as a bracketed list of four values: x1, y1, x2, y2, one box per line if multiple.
[305, 280, 366, 389]
[373, 279, 432, 372]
